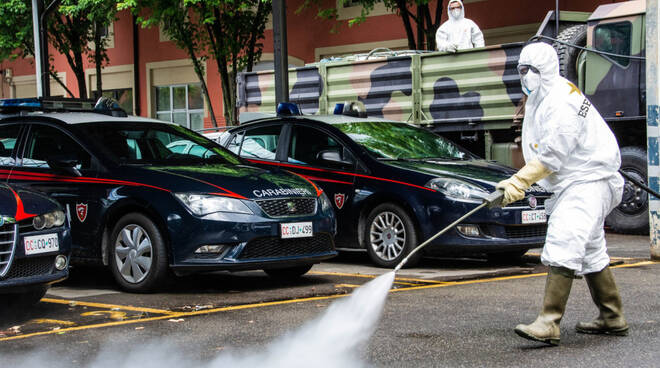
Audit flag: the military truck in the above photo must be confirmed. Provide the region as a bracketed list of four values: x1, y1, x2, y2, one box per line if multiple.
[236, 1, 647, 234]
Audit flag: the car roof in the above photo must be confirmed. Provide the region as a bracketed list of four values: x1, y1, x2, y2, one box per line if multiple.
[237, 114, 404, 128]
[1, 111, 171, 125]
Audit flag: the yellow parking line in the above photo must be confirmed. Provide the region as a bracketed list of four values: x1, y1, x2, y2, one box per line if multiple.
[0, 313, 186, 342]
[3, 261, 655, 342]
[41, 298, 175, 315]
[30, 319, 76, 326]
[309, 270, 448, 284]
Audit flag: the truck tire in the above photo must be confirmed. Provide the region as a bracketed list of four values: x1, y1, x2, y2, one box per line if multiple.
[606, 146, 649, 235]
[553, 24, 587, 83]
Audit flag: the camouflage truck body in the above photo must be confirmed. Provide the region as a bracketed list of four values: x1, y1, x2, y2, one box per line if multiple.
[236, 1, 648, 234]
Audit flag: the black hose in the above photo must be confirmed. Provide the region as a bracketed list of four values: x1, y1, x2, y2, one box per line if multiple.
[618, 169, 660, 199]
[531, 34, 646, 61]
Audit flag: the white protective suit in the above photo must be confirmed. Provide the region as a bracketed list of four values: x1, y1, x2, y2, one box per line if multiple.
[435, 0, 485, 52]
[519, 42, 624, 275]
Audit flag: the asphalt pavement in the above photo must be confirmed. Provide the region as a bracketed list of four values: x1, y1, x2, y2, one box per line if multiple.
[0, 233, 657, 367]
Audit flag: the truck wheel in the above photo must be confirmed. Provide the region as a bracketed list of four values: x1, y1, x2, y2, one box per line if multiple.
[364, 203, 420, 268]
[553, 24, 587, 83]
[606, 146, 649, 234]
[109, 213, 169, 292]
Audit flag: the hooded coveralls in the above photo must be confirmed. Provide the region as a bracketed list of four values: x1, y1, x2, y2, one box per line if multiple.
[519, 42, 624, 276]
[435, 0, 484, 52]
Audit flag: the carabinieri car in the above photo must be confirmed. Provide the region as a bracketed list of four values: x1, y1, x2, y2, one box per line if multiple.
[0, 183, 71, 306]
[219, 105, 550, 267]
[0, 98, 337, 292]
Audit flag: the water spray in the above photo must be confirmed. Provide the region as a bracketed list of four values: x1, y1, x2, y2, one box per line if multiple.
[393, 190, 505, 273]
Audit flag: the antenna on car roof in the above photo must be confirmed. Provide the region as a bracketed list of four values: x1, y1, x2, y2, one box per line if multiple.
[0, 96, 128, 117]
[93, 96, 128, 117]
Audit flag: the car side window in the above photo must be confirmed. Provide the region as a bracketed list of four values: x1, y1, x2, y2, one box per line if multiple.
[0, 125, 21, 166]
[289, 125, 354, 168]
[23, 125, 92, 169]
[238, 126, 281, 160]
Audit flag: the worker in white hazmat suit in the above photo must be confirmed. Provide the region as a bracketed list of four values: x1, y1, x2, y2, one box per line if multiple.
[495, 42, 628, 345]
[435, 0, 484, 52]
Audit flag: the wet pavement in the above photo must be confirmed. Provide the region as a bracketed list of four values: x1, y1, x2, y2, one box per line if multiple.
[0, 233, 657, 367]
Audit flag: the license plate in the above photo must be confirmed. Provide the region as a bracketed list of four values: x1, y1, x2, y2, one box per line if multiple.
[521, 210, 547, 224]
[24, 233, 59, 255]
[280, 222, 313, 239]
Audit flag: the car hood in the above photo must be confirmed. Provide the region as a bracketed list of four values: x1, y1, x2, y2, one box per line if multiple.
[384, 159, 548, 193]
[0, 184, 59, 220]
[136, 164, 319, 199]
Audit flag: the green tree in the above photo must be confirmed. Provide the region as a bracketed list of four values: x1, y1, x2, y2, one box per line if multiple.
[121, 0, 271, 126]
[0, 0, 118, 99]
[301, 0, 445, 51]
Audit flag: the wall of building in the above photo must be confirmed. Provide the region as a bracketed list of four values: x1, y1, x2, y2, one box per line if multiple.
[0, 0, 626, 129]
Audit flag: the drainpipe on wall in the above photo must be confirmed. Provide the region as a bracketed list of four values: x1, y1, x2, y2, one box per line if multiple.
[133, 14, 141, 116]
[646, 0, 660, 260]
[272, 0, 289, 105]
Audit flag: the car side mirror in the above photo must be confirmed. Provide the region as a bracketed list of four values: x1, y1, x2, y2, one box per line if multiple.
[318, 150, 353, 166]
[47, 157, 82, 177]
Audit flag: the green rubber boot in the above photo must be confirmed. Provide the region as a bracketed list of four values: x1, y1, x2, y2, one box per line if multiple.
[575, 266, 629, 336]
[515, 266, 574, 346]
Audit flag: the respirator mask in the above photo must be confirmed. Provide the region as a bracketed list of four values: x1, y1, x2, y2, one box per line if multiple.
[518, 64, 541, 96]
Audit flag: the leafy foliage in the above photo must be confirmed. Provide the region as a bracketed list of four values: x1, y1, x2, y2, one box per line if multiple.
[120, 0, 272, 125]
[0, 0, 118, 98]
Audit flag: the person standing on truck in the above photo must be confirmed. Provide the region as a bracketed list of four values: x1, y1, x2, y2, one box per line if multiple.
[435, 0, 484, 52]
[495, 42, 629, 346]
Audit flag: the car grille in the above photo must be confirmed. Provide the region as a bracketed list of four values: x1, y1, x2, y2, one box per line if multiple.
[238, 233, 334, 260]
[255, 198, 317, 218]
[0, 222, 17, 277]
[4, 256, 55, 280]
[505, 196, 548, 208]
[503, 224, 548, 239]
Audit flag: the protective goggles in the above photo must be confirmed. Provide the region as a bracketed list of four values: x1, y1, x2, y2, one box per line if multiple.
[517, 64, 539, 76]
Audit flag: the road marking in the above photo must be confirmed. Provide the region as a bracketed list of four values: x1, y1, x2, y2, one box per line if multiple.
[0, 314, 186, 342]
[30, 319, 76, 326]
[41, 298, 174, 315]
[2, 261, 655, 342]
[334, 284, 360, 288]
[81, 311, 128, 321]
[309, 270, 449, 284]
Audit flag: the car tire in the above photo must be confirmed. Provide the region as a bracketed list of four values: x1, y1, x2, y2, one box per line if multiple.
[364, 203, 420, 268]
[606, 146, 649, 235]
[109, 213, 169, 293]
[264, 264, 313, 280]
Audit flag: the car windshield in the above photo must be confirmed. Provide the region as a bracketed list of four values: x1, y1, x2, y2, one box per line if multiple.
[334, 121, 471, 160]
[76, 122, 242, 166]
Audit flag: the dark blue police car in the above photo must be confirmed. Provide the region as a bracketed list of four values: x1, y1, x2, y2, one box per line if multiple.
[0, 183, 71, 306]
[219, 104, 549, 267]
[0, 98, 337, 292]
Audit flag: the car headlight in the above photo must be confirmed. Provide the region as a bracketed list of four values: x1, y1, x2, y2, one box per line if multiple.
[425, 177, 489, 203]
[33, 210, 66, 230]
[319, 191, 332, 213]
[174, 193, 253, 216]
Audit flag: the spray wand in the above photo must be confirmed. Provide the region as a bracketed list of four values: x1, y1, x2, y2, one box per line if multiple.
[393, 190, 505, 273]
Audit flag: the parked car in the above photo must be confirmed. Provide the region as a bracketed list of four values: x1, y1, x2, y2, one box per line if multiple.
[0, 183, 71, 306]
[0, 98, 337, 292]
[219, 105, 550, 267]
